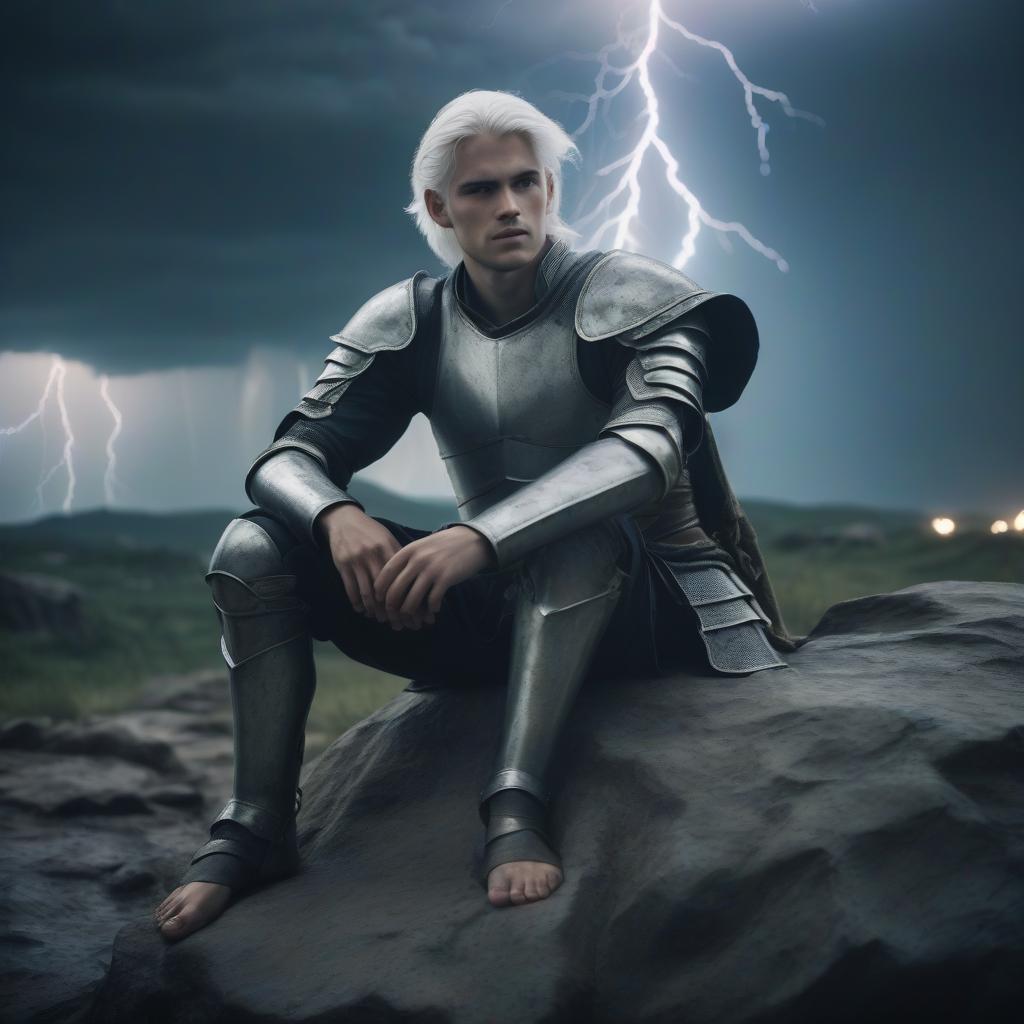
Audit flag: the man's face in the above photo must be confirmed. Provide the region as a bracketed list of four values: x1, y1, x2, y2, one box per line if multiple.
[425, 132, 555, 270]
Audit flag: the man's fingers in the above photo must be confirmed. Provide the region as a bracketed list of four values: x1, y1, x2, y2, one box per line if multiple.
[361, 553, 391, 621]
[374, 548, 408, 604]
[400, 573, 436, 629]
[352, 562, 379, 621]
[383, 563, 420, 629]
[338, 563, 363, 613]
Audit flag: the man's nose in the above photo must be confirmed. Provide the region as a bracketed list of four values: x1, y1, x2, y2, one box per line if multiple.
[496, 186, 521, 216]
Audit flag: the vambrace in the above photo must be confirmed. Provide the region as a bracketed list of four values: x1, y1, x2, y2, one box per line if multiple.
[246, 448, 362, 547]
[615, 315, 710, 453]
[456, 432, 671, 570]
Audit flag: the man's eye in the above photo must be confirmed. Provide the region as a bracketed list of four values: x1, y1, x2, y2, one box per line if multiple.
[469, 180, 535, 194]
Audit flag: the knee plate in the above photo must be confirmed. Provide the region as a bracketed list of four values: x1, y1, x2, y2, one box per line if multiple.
[206, 517, 309, 668]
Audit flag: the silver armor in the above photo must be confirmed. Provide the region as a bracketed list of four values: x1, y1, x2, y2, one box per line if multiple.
[478, 518, 629, 878]
[199, 238, 785, 894]
[181, 515, 315, 886]
[241, 273, 428, 541]
[248, 448, 361, 547]
[429, 252, 711, 565]
[245, 240, 783, 675]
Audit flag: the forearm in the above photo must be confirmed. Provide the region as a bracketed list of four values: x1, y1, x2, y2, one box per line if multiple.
[456, 431, 676, 570]
[246, 448, 363, 547]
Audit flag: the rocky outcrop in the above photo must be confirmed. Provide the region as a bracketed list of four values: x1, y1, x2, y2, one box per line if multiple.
[0, 671, 235, 1024]
[0, 570, 87, 640]
[82, 580, 1023, 1024]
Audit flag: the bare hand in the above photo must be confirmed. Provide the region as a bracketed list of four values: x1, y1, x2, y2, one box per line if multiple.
[316, 503, 402, 623]
[373, 526, 497, 630]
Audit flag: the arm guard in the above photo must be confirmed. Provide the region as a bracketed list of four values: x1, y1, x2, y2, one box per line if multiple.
[454, 314, 712, 570]
[456, 431, 673, 570]
[247, 449, 362, 547]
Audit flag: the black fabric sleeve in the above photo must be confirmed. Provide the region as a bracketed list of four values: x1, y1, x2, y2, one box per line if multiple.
[251, 276, 444, 494]
[269, 347, 420, 490]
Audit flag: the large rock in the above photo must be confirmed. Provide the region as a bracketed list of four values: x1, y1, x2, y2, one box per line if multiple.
[88, 581, 1024, 1023]
[86, 585, 1024, 1024]
[0, 570, 87, 640]
[0, 671, 235, 1024]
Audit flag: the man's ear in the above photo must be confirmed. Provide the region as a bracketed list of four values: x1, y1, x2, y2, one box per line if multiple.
[546, 171, 554, 212]
[424, 188, 452, 228]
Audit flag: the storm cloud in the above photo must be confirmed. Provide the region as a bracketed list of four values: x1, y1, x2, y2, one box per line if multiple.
[1, 0, 1021, 520]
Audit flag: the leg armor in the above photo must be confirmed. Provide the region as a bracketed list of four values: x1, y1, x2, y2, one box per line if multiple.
[179, 515, 315, 888]
[478, 519, 629, 880]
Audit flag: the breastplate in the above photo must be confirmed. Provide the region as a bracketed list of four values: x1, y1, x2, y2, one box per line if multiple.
[429, 269, 611, 519]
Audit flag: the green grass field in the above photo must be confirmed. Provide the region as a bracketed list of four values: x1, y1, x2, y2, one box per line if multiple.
[1, 506, 1020, 743]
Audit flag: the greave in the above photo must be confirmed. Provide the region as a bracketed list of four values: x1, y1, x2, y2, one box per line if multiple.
[479, 519, 628, 817]
[205, 518, 316, 845]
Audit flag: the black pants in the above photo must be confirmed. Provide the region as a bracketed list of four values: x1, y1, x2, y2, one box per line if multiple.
[237, 508, 710, 693]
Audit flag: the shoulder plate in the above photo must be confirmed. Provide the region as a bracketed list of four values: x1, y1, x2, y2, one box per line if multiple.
[329, 271, 429, 354]
[575, 250, 708, 342]
[294, 270, 433, 420]
[575, 250, 759, 412]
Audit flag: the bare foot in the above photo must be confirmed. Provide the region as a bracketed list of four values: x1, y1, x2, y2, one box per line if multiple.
[487, 860, 563, 908]
[153, 881, 232, 941]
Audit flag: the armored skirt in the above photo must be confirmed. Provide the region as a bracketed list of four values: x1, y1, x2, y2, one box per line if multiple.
[235, 507, 716, 694]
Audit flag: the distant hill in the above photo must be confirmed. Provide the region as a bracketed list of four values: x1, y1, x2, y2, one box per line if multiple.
[0, 480, 933, 560]
[0, 479, 458, 558]
[1, 481, 1018, 714]
[727, 499, 923, 545]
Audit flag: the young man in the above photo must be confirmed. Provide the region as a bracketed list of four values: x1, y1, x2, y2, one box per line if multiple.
[154, 89, 794, 941]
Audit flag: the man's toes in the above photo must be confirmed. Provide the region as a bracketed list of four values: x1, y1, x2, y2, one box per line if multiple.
[159, 910, 192, 939]
[155, 895, 184, 926]
[509, 877, 527, 904]
[524, 877, 540, 901]
[154, 888, 182, 918]
[535, 878, 551, 899]
[487, 868, 512, 907]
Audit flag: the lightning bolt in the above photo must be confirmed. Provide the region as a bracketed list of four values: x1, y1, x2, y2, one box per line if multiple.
[1, 356, 62, 437]
[30, 358, 76, 513]
[534, 0, 824, 271]
[2, 354, 127, 515]
[0, 355, 75, 513]
[99, 375, 123, 505]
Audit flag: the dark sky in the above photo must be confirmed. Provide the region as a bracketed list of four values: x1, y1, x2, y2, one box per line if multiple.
[1, 0, 1021, 523]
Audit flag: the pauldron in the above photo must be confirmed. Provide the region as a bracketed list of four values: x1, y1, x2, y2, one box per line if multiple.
[575, 248, 758, 412]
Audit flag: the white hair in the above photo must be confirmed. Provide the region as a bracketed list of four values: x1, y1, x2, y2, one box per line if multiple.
[404, 89, 583, 270]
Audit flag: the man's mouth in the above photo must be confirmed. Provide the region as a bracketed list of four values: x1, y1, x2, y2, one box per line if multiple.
[494, 229, 528, 239]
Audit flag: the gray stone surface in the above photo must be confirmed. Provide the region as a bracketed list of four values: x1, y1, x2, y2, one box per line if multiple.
[0, 671, 234, 1024]
[80, 581, 1023, 1024]
[0, 570, 86, 639]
